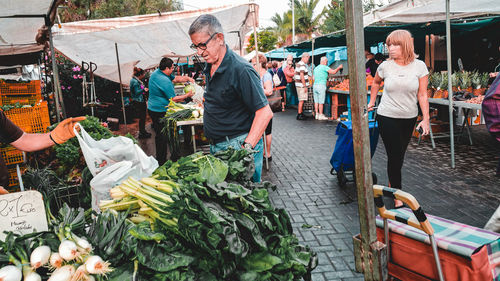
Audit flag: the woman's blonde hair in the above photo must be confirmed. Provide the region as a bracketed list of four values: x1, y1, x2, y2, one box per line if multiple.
[386, 29, 416, 64]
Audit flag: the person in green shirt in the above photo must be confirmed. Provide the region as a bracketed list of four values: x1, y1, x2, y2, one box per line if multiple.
[312, 57, 342, 120]
[130, 67, 151, 139]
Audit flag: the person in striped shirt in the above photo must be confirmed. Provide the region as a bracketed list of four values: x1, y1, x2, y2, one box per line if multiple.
[294, 53, 311, 120]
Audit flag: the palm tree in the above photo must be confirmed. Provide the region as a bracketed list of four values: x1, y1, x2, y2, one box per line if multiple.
[293, 0, 326, 37]
[271, 11, 293, 46]
[320, 0, 345, 34]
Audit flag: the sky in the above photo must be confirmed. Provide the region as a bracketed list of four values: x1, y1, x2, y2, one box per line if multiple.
[182, 0, 332, 28]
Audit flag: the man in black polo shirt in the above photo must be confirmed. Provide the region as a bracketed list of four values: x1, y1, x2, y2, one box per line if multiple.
[189, 14, 273, 182]
[0, 111, 84, 194]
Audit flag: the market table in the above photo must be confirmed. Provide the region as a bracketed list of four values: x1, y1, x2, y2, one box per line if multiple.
[428, 98, 482, 145]
[176, 119, 203, 152]
[327, 89, 381, 120]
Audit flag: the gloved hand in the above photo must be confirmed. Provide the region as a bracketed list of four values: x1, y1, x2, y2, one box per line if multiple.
[50, 116, 86, 144]
[0, 186, 8, 195]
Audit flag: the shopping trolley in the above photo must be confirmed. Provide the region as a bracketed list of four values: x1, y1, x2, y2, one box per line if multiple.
[373, 185, 500, 281]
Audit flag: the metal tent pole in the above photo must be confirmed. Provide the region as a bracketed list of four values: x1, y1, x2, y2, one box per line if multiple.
[292, 0, 295, 44]
[48, 27, 65, 121]
[115, 43, 128, 132]
[446, 0, 455, 168]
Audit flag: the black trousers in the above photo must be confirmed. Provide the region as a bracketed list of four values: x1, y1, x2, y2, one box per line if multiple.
[148, 110, 167, 165]
[376, 115, 417, 189]
[133, 101, 147, 134]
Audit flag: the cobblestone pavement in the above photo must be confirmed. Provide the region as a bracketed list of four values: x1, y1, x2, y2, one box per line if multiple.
[261, 110, 500, 281]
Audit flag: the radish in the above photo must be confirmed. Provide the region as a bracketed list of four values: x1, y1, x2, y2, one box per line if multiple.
[58, 240, 78, 261]
[84, 256, 112, 275]
[48, 265, 75, 281]
[0, 265, 22, 281]
[30, 245, 51, 269]
[49, 253, 63, 269]
[23, 272, 41, 281]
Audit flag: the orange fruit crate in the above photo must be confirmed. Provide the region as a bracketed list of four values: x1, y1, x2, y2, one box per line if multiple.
[0, 80, 42, 106]
[0, 146, 24, 166]
[1, 94, 43, 106]
[0, 80, 41, 95]
[2, 101, 51, 133]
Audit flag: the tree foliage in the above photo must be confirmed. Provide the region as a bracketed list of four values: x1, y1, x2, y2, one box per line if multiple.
[292, 0, 326, 36]
[58, 0, 182, 22]
[319, 0, 345, 35]
[272, 0, 383, 41]
[271, 11, 293, 46]
[246, 30, 278, 53]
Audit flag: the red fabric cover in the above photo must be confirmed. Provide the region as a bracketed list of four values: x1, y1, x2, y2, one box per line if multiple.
[376, 227, 494, 281]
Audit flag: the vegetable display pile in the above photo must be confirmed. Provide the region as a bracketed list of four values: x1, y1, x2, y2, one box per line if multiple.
[2, 149, 317, 280]
[100, 148, 317, 280]
[0, 205, 113, 281]
[161, 100, 203, 156]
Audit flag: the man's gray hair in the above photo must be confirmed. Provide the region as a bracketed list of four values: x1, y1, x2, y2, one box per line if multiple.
[302, 52, 310, 58]
[320, 56, 328, 63]
[188, 14, 224, 36]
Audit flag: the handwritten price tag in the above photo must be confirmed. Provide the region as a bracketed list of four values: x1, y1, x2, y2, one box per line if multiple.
[0, 191, 48, 240]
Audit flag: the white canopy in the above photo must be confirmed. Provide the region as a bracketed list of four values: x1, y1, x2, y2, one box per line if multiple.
[52, 4, 258, 85]
[0, 0, 56, 56]
[243, 50, 266, 62]
[364, 0, 500, 25]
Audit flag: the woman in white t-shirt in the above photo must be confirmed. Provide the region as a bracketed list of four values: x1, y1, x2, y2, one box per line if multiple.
[368, 29, 430, 208]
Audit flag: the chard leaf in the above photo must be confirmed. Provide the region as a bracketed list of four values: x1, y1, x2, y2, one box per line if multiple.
[242, 252, 282, 272]
[129, 221, 166, 242]
[137, 241, 195, 272]
[196, 155, 228, 185]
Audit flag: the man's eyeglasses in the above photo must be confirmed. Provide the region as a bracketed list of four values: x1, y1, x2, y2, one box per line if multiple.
[190, 33, 218, 51]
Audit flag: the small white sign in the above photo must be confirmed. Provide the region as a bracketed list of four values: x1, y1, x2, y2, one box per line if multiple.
[0, 190, 48, 241]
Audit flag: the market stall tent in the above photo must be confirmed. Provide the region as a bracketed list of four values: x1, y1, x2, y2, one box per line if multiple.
[52, 4, 258, 85]
[287, 0, 500, 168]
[0, 0, 59, 64]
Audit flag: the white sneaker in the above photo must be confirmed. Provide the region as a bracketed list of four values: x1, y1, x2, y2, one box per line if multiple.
[314, 114, 318, 120]
[318, 114, 329, 120]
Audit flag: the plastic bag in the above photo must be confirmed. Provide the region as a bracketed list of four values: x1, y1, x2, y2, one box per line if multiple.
[191, 83, 205, 104]
[73, 123, 158, 176]
[89, 161, 134, 211]
[74, 123, 158, 211]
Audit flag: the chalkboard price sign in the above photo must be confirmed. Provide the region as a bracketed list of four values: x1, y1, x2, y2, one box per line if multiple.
[0, 190, 48, 240]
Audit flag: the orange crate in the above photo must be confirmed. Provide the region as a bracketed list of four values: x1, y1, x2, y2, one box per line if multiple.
[0, 93, 42, 106]
[0, 80, 41, 95]
[2, 101, 51, 133]
[0, 80, 42, 106]
[0, 146, 24, 166]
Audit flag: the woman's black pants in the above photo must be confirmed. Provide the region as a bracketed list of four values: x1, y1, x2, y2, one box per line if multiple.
[133, 101, 147, 134]
[376, 114, 417, 190]
[148, 110, 167, 165]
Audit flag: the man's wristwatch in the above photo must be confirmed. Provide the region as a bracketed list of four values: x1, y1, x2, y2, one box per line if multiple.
[242, 142, 253, 150]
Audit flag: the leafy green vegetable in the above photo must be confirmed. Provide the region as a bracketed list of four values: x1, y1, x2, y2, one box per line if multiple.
[129, 221, 166, 242]
[136, 240, 195, 272]
[242, 252, 282, 272]
[154, 152, 228, 185]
